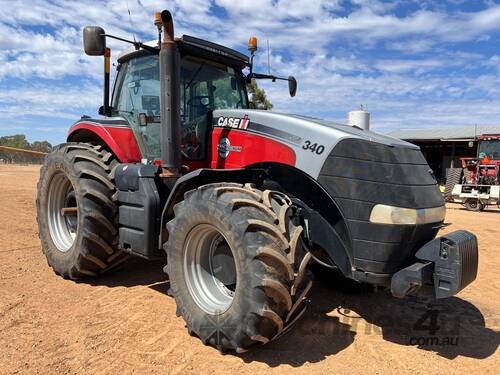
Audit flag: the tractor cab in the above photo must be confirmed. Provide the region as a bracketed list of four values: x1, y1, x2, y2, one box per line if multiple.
[478, 136, 500, 160]
[461, 135, 500, 185]
[112, 36, 250, 162]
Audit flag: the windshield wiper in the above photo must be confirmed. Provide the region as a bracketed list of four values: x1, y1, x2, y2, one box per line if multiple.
[186, 63, 205, 89]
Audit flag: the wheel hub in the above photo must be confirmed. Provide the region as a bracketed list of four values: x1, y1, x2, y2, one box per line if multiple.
[183, 224, 237, 315]
[47, 172, 78, 252]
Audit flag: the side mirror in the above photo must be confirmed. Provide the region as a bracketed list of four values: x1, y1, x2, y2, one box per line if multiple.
[288, 76, 297, 97]
[83, 26, 106, 56]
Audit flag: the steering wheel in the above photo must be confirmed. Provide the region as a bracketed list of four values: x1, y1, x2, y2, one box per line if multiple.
[187, 96, 211, 115]
[181, 115, 206, 159]
[180, 96, 212, 159]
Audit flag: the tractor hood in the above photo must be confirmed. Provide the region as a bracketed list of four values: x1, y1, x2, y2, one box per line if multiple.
[212, 109, 443, 277]
[212, 109, 418, 179]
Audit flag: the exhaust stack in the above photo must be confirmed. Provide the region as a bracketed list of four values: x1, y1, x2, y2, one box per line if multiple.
[158, 10, 181, 178]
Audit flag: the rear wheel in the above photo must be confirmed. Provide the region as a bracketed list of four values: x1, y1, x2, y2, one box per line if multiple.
[164, 183, 313, 352]
[464, 198, 484, 212]
[36, 143, 127, 279]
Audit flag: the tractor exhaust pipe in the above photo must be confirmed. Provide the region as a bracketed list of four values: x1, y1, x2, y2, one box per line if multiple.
[158, 10, 181, 178]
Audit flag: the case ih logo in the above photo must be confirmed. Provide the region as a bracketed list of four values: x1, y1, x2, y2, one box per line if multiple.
[216, 115, 249, 129]
[217, 137, 242, 158]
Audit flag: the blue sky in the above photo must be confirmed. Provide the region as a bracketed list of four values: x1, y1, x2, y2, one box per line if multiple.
[0, 0, 499, 145]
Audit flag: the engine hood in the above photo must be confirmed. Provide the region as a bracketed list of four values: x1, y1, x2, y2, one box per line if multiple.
[212, 109, 418, 178]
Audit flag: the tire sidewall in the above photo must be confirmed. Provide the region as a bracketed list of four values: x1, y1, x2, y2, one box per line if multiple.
[37, 148, 84, 274]
[168, 195, 265, 345]
[465, 199, 482, 211]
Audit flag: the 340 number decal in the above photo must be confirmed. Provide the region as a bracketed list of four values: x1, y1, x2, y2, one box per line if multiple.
[302, 141, 325, 155]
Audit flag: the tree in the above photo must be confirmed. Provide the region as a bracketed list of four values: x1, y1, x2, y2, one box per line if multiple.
[0, 134, 30, 149]
[31, 141, 53, 153]
[0, 135, 52, 152]
[247, 79, 273, 110]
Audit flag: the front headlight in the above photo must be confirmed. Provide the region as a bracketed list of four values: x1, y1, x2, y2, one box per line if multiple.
[369, 204, 446, 225]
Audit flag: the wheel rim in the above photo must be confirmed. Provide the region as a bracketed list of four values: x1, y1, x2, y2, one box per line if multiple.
[183, 224, 237, 315]
[47, 172, 78, 252]
[467, 199, 478, 209]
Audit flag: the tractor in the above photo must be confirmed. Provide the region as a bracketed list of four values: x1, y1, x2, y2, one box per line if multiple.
[36, 10, 479, 352]
[447, 135, 500, 211]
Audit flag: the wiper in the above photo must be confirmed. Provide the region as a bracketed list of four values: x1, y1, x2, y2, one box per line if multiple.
[115, 109, 134, 115]
[186, 63, 205, 89]
[115, 109, 134, 116]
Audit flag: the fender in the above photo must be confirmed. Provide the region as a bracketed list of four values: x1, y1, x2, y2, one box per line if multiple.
[249, 162, 354, 277]
[159, 165, 354, 277]
[67, 118, 141, 163]
[159, 168, 267, 248]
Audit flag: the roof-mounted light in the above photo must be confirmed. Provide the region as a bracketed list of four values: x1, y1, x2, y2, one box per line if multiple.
[248, 36, 257, 53]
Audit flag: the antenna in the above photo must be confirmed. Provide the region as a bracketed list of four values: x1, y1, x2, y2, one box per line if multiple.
[126, 0, 137, 44]
[266, 38, 271, 74]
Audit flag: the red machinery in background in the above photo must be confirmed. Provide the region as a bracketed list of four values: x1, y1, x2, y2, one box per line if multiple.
[461, 135, 500, 186]
[448, 135, 500, 211]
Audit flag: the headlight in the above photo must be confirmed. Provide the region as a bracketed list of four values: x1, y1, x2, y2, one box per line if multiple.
[369, 204, 446, 225]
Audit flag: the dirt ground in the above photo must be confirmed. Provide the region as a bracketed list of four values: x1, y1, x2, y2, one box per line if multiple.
[0, 164, 498, 374]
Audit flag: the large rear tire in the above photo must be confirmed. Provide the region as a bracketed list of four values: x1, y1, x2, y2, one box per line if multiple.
[164, 183, 312, 352]
[36, 143, 127, 279]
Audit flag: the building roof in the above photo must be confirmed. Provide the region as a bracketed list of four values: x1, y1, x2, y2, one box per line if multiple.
[387, 125, 500, 141]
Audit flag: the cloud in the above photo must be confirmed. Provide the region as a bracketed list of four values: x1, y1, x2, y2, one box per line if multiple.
[385, 38, 437, 54]
[0, 0, 499, 145]
[0, 82, 102, 119]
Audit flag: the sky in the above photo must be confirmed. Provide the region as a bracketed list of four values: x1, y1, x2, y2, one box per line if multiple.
[0, 0, 499, 145]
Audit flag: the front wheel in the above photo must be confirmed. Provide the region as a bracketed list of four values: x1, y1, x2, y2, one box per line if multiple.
[464, 198, 484, 212]
[164, 183, 313, 352]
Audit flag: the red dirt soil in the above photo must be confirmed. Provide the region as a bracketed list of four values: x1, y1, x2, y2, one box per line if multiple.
[0, 164, 498, 374]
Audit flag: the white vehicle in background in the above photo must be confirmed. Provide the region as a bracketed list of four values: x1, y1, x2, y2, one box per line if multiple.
[446, 135, 500, 211]
[451, 184, 500, 211]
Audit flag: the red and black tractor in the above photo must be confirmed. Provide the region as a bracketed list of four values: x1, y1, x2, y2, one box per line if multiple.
[36, 10, 479, 352]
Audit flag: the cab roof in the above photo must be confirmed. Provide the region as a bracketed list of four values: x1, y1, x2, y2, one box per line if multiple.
[117, 34, 249, 69]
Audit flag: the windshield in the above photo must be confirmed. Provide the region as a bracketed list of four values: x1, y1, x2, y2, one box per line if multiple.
[181, 57, 248, 113]
[112, 54, 248, 160]
[478, 139, 500, 159]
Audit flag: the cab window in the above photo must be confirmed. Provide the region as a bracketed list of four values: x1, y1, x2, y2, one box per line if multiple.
[112, 54, 248, 161]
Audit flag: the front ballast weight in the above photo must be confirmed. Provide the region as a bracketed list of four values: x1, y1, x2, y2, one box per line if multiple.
[391, 230, 478, 299]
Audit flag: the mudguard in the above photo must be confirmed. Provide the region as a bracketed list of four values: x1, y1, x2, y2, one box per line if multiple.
[67, 118, 141, 163]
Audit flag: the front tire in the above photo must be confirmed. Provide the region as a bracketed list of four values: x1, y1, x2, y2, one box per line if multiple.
[164, 183, 312, 352]
[464, 198, 484, 212]
[36, 143, 127, 279]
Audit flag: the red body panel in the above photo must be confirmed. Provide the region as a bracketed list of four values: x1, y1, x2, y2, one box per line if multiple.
[210, 128, 296, 169]
[68, 123, 141, 163]
[460, 136, 500, 185]
[68, 121, 296, 170]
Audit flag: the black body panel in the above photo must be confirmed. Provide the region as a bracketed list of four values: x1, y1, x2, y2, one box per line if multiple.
[319, 138, 444, 274]
[115, 164, 165, 259]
